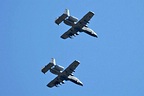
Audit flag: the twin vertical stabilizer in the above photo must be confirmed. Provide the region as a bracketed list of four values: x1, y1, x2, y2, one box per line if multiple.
[41, 58, 55, 74]
[64, 9, 70, 16]
[41, 58, 64, 74]
[55, 9, 70, 25]
[50, 58, 56, 65]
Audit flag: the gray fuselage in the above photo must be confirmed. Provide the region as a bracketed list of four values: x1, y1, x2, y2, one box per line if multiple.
[64, 18, 98, 38]
[50, 66, 83, 86]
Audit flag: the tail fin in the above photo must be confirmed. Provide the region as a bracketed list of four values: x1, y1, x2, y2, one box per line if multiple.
[41, 58, 55, 74]
[64, 9, 70, 16]
[50, 58, 56, 65]
[55, 9, 69, 25]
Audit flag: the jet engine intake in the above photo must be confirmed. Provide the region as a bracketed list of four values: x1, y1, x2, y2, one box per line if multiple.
[68, 16, 78, 22]
[54, 65, 64, 71]
[50, 68, 61, 75]
[64, 19, 74, 26]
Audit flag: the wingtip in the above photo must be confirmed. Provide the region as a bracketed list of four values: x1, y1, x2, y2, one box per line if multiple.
[89, 11, 95, 15]
[75, 60, 80, 64]
[60, 36, 67, 39]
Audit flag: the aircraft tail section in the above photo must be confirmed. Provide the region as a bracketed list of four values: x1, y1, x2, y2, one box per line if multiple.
[55, 9, 69, 25]
[64, 9, 70, 16]
[50, 58, 56, 65]
[41, 58, 55, 74]
[50, 58, 64, 75]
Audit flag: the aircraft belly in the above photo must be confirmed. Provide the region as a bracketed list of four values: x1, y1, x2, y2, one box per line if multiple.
[67, 75, 83, 86]
[81, 27, 97, 37]
[82, 27, 90, 33]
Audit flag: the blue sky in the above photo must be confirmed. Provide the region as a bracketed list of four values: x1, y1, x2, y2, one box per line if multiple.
[0, 0, 144, 96]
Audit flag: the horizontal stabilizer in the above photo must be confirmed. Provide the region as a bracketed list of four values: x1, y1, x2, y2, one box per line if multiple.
[55, 9, 70, 25]
[55, 14, 68, 25]
[41, 63, 54, 74]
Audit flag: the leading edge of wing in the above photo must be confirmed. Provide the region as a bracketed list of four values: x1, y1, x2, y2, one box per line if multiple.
[47, 75, 63, 88]
[62, 60, 80, 76]
[76, 11, 94, 28]
[61, 27, 77, 39]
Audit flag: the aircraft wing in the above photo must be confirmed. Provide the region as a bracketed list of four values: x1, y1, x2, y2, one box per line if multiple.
[47, 60, 80, 88]
[61, 27, 78, 39]
[61, 60, 80, 76]
[76, 11, 94, 28]
[47, 75, 64, 88]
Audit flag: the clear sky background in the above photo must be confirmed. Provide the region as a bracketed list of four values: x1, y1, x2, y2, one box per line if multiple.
[0, 0, 144, 96]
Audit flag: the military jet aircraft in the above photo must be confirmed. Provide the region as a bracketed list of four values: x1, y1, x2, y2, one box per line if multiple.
[55, 9, 98, 39]
[41, 58, 83, 88]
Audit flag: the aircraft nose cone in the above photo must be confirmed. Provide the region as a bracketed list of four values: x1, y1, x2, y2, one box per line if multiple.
[80, 83, 83, 86]
[94, 34, 98, 38]
[92, 32, 98, 38]
[93, 34, 98, 38]
[77, 81, 83, 86]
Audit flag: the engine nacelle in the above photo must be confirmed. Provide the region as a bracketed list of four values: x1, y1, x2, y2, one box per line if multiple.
[64, 16, 78, 26]
[54, 65, 64, 71]
[64, 19, 74, 26]
[68, 16, 78, 22]
[50, 68, 61, 75]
